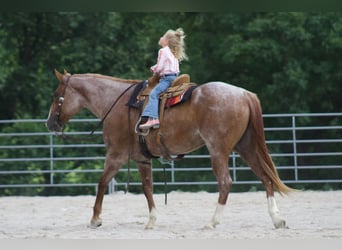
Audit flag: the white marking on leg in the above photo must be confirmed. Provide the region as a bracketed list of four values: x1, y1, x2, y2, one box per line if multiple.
[89, 217, 102, 229]
[204, 203, 225, 229]
[267, 196, 287, 229]
[145, 207, 157, 229]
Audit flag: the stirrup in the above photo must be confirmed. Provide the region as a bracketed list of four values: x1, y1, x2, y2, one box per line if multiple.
[134, 117, 150, 136]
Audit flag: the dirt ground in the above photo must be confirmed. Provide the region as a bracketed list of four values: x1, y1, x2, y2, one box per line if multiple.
[0, 190, 341, 239]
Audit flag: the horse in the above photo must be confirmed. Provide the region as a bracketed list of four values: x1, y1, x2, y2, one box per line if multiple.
[46, 69, 293, 230]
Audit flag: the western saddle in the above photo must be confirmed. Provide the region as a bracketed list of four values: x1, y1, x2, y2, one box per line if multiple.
[134, 73, 197, 160]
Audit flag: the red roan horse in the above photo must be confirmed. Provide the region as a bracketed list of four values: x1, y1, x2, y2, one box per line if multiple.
[46, 70, 293, 230]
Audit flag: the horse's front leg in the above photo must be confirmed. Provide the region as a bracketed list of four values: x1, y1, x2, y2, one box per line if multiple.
[89, 154, 122, 229]
[137, 161, 157, 229]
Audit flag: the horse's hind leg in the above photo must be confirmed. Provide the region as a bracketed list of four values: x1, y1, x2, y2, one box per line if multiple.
[235, 136, 288, 229]
[205, 153, 232, 229]
[137, 161, 157, 229]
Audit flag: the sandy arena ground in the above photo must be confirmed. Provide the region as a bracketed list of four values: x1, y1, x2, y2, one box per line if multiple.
[0, 190, 341, 239]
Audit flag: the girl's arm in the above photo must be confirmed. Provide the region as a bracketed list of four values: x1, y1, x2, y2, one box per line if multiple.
[150, 48, 165, 74]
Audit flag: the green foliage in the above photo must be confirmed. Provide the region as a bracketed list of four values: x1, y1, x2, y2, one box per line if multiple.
[1, 12, 341, 119]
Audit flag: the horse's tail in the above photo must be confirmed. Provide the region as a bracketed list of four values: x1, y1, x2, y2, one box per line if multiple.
[245, 91, 294, 196]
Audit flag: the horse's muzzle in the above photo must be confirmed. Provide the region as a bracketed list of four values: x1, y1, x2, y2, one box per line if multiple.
[46, 117, 64, 132]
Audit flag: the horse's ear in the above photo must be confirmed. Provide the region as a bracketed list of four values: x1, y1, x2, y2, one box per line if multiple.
[63, 69, 69, 75]
[54, 69, 64, 83]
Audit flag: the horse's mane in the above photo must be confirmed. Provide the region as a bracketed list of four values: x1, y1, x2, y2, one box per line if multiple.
[73, 73, 142, 84]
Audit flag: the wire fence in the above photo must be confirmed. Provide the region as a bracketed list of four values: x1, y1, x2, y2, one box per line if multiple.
[0, 112, 341, 195]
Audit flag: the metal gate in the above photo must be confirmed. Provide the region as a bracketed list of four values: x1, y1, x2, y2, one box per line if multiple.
[0, 113, 341, 195]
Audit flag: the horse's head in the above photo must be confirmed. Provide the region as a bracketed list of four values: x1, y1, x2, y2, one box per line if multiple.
[46, 69, 81, 132]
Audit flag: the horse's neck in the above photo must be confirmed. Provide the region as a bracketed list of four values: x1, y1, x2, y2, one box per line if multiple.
[71, 76, 131, 119]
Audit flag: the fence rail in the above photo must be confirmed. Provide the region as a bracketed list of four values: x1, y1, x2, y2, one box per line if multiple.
[0, 113, 341, 194]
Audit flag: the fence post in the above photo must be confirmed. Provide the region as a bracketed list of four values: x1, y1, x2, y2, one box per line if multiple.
[292, 115, 298, 181]
[231, 151, 237, 182]
[171, 160, 175, 183]
[49, 133, 54, 185]
[108, 178, 116, 194]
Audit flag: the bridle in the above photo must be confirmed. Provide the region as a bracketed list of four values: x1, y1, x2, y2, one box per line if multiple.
[55, 92, 67, 117]
[53, 74, 137, 140]
[53, 75, 70, 133]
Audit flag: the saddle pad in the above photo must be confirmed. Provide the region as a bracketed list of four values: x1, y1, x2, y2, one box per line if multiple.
[126, 80, 147, 109]
[165, 85, 197, 108]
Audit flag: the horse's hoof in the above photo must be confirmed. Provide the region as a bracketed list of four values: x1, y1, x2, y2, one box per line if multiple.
[274, 219, 288, 229]
[144, 219, 156, 229]
[203, 223, 215, 230]
[145, 208, 157, 229]
[145, 224, 154, 230]
[89, 218, 102, 229]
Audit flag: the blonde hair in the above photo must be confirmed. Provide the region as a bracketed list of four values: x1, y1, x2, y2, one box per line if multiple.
[164, 28, 188, 62]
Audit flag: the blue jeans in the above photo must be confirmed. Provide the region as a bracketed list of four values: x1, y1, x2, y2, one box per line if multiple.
[141, 75, 177, 119]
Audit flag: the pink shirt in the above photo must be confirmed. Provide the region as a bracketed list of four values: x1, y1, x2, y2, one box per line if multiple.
[150, 46, 179, 76]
